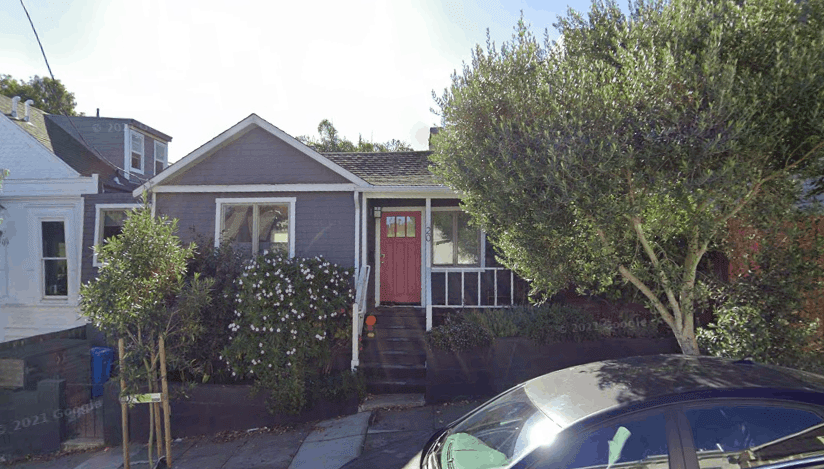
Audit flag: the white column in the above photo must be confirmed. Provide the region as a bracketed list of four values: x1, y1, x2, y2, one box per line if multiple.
[351, 303, 359, 371]
[353, 191, 360, 273]
[425, 198, 433, 331]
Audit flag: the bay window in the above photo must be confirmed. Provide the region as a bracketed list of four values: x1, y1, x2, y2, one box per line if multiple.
[42, 221, 68, 297]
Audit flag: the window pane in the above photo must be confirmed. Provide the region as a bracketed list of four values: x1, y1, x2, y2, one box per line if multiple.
[42, 221, 66, 258]
[44, 259, 68, 296]
[101, 210, 129, 243]
[562, 413, 669, 469]
[432, 212, 454, 265]
[456, 212, 480, 265]
[386, 216, 396, 238]
[258, 204, 289, 254]
[406, 216, 416, 238]
[222, 205, 253, 255]
[132, 153, 142, 169]
[396, 216, 406, 238]
[155, 160, 163, 174]
[686, 406, 824, 468]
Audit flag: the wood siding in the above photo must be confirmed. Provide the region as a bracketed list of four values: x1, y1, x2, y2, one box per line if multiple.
[165, 127, 351, 186]
[156, 191, 356, 267]
[81, 192, 140, 285]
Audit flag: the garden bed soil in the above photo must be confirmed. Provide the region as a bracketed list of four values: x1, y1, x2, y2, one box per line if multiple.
[102, 380, 358, 445]
[426, 337, 680, 404]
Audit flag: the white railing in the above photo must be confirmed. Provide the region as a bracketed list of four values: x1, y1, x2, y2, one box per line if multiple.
[351, 264, 371, 371]
[430, 267, 515, 308]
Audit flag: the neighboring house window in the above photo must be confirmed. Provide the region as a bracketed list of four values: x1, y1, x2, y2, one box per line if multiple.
[432, 211, 481, 266]
[130, 130, 144, 173]
[216, 198, 295, 257]
[154, 141, 167, 174]
[42, 221, 68, 297]
[93, 204, 140, 266]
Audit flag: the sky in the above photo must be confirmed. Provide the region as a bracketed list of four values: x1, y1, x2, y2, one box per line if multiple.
[2, 0, 596, 163]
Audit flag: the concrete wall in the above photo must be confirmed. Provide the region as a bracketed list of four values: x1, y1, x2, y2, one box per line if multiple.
[156, 191, 357, 267]
[165, 126, 351, 185]
[0, 379, 66, 459]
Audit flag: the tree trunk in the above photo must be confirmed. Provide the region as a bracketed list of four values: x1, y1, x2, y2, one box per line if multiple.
[674, 323, 700, 355]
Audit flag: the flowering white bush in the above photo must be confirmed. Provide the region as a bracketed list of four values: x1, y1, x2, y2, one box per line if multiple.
[221, 252, 355, 414]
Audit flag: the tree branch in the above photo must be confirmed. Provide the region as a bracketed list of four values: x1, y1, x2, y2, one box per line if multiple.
[618, 265, 676, 329]
[631, 216, 683, 329]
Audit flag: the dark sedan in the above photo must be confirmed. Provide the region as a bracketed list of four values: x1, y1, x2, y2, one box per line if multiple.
[404, 354, 824, 469]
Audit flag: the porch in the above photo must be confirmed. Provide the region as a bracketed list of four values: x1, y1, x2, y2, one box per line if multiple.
[350, 194, 528, 372]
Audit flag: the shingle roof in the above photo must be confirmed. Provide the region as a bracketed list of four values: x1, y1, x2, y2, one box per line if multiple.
[322, 151, 444, 186]
[0, 94, 133, 190]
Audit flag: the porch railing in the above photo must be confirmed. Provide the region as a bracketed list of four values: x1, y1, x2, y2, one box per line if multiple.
[351, 264, 370, 371]
[430, 267, 515, 308]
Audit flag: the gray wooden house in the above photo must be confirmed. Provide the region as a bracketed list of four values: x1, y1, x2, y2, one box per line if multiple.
[134, 114, 523, 390]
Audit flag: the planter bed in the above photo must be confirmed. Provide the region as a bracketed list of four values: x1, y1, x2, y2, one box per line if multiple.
[102, 380, 358, 445]
[426, 337, 680, 404]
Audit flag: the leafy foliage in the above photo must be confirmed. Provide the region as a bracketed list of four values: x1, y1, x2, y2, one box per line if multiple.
[426, 314, 494, 352]
[430, 0, 824, 355]
[79, 203, 213, 394]
[180, 236, 247, 383]
[220, 252, 356, 414]
[297, 119, 414, 152]
[1, 74, 79, 115]
[698, 215, 824, 372]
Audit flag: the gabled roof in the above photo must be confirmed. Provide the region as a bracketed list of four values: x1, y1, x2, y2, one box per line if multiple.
[323, 151, 444, 187]
[0, 94, 135, 191]
[134, 114, 370, 195]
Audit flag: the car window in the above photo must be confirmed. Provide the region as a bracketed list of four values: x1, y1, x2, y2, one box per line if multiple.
[535, 412, 670, 469]
[685, 405, 824, 468]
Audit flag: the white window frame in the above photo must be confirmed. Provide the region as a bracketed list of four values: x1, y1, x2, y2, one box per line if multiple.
[215, 197, 296, 257]
[154, 140, 168, 175]
[93, 203, 141, 267]
[130, 130, 145, 174]
[40, 218, 69, 300]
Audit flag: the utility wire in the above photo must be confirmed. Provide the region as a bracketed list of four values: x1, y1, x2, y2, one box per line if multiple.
[19, 0, 148, 185]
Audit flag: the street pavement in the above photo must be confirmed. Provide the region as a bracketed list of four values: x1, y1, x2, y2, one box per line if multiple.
[2, 396, 483, 469]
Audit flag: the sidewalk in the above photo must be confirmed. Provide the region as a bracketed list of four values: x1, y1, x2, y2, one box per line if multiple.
[2, 395, 480, 469]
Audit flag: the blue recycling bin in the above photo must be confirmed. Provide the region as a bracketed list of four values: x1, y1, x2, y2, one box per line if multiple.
[90, 347, 114, 398]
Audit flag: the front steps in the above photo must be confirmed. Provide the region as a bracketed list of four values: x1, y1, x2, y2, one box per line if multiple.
[359, 307, 427, 394]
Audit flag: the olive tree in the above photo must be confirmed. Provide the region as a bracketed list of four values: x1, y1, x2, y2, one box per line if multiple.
[430, 0, 824, 354]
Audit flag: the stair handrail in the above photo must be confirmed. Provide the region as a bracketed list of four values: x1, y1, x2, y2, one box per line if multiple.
[351, 264, 371, 371]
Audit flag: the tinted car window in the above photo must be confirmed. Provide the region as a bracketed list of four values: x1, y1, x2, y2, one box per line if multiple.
[686, 405, 824, 468]
[538, 412, 670, 469]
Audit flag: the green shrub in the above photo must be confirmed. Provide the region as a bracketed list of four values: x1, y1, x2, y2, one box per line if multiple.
[463, 308, 525, 337]
[698, 303, 824, 372]
[221, 252, 355, 414]
[522, 304, 602, 344]
[426, 314, 494, 352]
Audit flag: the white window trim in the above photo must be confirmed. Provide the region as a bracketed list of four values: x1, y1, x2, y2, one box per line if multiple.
[130, 130, 145, 174]
[40, 217, 69, 301]
[214, 197, 296, 258]
[93, 204, 141, 267]
[154, 140, 168, 174]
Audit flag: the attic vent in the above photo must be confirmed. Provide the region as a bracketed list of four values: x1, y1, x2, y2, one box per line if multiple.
[10, 96, 20, 119]
[24, 100, 34, 122]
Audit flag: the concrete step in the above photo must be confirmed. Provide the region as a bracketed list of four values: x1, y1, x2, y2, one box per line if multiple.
[359, 349, 426, 367]
[358, 393, 425, 412]
[363, 336, 425, 352]
[360, 363, 426, 380]
[367, 314, 426, 329]
[365, 327, 426, 339]
[366, 378, 427, 395]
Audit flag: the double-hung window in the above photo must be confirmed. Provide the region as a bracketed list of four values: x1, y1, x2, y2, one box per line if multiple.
[154, 141, 167, 174]
[216, 198, 295, 257]
[432, 210, 481, 266]
[93, 204, 140, 266]
[130, 130, 144, 173]
[42, 221, 68, 297]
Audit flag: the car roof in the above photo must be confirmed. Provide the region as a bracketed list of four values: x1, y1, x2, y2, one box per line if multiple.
[524, 354, 824, 428]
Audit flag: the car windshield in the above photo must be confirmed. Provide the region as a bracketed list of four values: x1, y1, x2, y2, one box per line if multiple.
[433, 387, 561, 469]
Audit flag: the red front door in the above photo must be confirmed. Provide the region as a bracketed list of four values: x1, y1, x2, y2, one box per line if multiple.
[380, 211, 421, 303]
